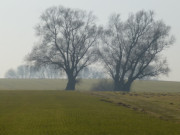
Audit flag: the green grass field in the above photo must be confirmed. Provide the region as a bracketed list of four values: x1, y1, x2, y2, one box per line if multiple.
[0, 79, 180, 135]
[0, 90, 180, 135]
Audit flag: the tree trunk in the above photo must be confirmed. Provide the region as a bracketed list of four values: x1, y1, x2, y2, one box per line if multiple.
[65, 76, 76, 90]
[113, 79, 132, 92]
[123, 80, 133, 92]
[113, 80, 124, 91]
[123, 83, 131, 92]
[114, 80, 120, 91]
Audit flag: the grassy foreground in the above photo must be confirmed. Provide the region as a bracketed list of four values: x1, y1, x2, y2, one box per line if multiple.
[0, 90, 179, 135]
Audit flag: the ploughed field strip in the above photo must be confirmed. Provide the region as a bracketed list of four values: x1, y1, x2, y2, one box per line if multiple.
[91, 92, 180, 122]
[0, 91, 179, 135]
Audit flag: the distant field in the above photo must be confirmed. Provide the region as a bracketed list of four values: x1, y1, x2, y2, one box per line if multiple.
[131, 80, 180, 92]
[0, 79, 180, 92]
[0, 90, 179, 135]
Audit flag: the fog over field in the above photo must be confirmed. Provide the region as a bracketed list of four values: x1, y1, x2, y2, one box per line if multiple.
[0, 0, 180, 81]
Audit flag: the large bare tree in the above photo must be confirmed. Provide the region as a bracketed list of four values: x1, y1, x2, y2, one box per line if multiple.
[100, 11, 174, 91]
[27, 6, 100, 90]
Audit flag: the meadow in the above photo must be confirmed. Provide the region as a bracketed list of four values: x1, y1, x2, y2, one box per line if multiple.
[0, 90, 180, 135]
[0, 79, 180, 135]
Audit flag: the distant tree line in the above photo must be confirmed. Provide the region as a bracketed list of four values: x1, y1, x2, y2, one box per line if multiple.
[5, 5, 174, 91]
[5, 65, 62, 79]
[5, 65, 105, 79]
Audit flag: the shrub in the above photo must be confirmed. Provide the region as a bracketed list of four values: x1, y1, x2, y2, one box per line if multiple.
[91, 79, 114, 91]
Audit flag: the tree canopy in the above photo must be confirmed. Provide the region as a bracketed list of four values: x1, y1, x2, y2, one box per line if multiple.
[27, 6, 101, 90]
[26, 7, 174, 91]
[100, 11, 174, 91]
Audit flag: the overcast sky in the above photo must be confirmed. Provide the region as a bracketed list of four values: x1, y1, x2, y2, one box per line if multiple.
[0, 0, 180, 81]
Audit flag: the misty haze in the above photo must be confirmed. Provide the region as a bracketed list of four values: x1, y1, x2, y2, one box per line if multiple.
[0, 0, 180, 134]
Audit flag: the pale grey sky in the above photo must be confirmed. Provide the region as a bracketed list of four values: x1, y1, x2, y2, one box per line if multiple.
[0, 0, 180, 81]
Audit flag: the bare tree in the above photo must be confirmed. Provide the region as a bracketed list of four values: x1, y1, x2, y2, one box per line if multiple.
[100, 11, 174, 91]
[26, 6, 100, 90]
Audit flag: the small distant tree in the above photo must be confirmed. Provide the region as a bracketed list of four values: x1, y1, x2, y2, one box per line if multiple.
[16, 65, 32, 78]
[35, 65, 63, 79]
[26, 6, 101, 90]
[5, 69, 17, 78]
[100, 10, 174, 91]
